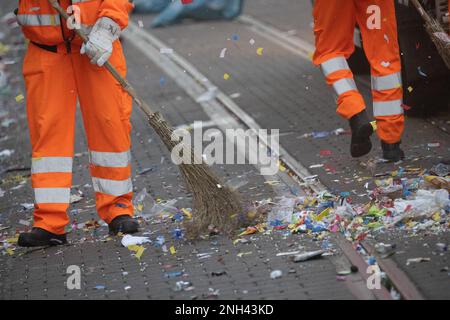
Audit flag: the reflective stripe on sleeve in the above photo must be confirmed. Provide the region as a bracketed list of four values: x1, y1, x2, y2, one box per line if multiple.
[16, 14, 60, 26]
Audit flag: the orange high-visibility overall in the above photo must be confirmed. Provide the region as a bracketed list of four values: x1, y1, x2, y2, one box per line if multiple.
[17, 0, 134, 234]
[313, 0, 404, 144]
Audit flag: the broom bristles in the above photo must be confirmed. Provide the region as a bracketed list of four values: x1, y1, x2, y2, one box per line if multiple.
[148, 112, 243, 238]
[422, 14, 450, 69]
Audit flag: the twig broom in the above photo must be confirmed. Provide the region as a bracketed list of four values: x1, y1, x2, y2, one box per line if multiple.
[48, 0, 242, 237]
[411, 0, 450, 69]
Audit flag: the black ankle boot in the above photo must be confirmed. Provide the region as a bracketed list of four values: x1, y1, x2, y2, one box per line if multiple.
[108, 215, 139, 235]
[18, 227, 67, 247]
[349, 111, 374, 158]
[381, 141, 405, 162]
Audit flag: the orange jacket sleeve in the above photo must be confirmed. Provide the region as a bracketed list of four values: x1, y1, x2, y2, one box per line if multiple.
[98, 0, 134, 29]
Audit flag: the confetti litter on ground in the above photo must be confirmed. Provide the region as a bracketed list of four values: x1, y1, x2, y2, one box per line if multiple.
[219, 48, 227, 58]
[15, 94, 24, 102]
[160, 47, 174, 54]
[223, 73, 230, 80]
[256, 47, 264, 56]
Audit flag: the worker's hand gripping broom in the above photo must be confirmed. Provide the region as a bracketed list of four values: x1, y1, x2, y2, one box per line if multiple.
[410, 0, 450, 69]
[47, 0, 242, 237]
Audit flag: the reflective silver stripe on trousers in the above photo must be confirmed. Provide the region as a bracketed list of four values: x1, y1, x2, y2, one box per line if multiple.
[373, 99, 404, 117]
[92, 177, 133, 196]
[371, 72, 402, 91]
[320, 57, 350, 77]
[90, 150, 131, 168]
[34, 188, 70, 204]
[31, 157, 73, 174]
[332, 78, 358, 96]
[16, 14, 60, 26]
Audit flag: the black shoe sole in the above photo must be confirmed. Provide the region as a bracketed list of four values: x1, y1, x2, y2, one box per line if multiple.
[18, 236, 67, 248]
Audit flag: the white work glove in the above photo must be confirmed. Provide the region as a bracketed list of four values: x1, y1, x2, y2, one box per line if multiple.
[80, 17, 121, 67]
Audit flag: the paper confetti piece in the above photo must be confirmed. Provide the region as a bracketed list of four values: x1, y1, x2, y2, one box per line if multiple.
[170, 245, 176, 255]
[19, 219, 30, 226]
[316, 207, 331, 221]
[181, 208, 192, 219]
[128, 245, 145, 260]
[15, 94, 24, 102]
[219, 48, 227, 58]
[256, 47, 264, 56]
[237, 251, 252, 257]
[407, 86, 413, 93]
[249, 38, 255, 45]
[160, 47, 173, 54]
[417, 66, 428, 77]
[223, 73, 230, 80]
[380, 61, 390, 68]
[277, 160, 286, 172]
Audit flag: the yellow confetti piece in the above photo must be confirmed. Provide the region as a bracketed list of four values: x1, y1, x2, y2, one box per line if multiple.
[137, 203, 143, 212]
[181, 208, 192, 219]
[7, 237, 18, 244]
[223, 73, 230, 80]
[370, 121, 377, 131]
[277, 160, 286, 172]
[135, 246, 145, 260]
[256, 47, 264, 56]
[6, 248, 14, 255]
[407, 86, 413, 93]
[15, 94, 24, 103]
[316, 207, 330, 221]
[432, 212, 441, 221]
[128, 245, 145, 260]
[170, 245, 176, 255]
[127, 245, 140, 252]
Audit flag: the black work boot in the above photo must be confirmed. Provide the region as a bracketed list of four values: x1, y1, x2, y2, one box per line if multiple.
[108, 215, 139, 235]
[349, 110, 374, 158]
[381, 141, 405, 162]
[18, 227, 67, 247]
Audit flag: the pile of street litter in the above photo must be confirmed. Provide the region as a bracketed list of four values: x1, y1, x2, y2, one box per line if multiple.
[237, 163, 450, 243]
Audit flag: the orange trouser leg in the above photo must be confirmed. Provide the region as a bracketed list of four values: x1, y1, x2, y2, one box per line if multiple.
[355, 0, 404, 144]
[72, 41, 133, 224]
[313, 0, 365, 119]
[23, 44, 77, 235]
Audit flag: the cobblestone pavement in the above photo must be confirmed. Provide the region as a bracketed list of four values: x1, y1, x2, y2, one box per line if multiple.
[0, 0, 449, 300]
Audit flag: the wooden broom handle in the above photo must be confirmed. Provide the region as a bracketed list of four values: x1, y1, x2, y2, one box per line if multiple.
[410, 0, 434, 25]
[47, 0, 155, 118]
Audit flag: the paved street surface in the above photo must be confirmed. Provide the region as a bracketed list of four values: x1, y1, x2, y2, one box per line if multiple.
[1, 0, 449, 300]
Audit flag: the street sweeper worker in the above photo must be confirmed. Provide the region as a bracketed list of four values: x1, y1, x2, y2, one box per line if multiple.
[312, 0, 405, 162]
[15, 0, 139, 247]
